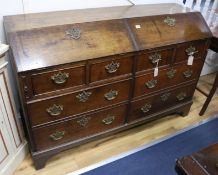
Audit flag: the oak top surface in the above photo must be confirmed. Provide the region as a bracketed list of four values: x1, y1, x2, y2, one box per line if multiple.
[4, 3, 189, 33]
[4, 4, 212, 73]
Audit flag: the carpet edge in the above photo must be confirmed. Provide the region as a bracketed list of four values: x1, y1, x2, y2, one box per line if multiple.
[67, 114, 218, 175]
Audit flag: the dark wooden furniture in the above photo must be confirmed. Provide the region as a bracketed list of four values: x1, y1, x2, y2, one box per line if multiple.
[3, 4, 212, 169]
[198, 26, 218, 116]
[176, 143, 218, 175]
[210, 26, 218, 53]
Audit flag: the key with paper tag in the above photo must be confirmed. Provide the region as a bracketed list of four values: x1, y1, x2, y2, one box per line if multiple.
[186, 47, 198, 66]
[187, 55, 194, 65]
[154, 61, 159, 77]
[154, 67, 158, 77]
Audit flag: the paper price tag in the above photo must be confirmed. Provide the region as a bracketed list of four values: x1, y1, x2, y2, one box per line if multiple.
[154, 67, 158, 77]
[187, 55, 194, 65]
[135, 25, 141, 29]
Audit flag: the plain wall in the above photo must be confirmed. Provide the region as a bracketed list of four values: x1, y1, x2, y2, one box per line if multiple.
[0, 0, 23, 42]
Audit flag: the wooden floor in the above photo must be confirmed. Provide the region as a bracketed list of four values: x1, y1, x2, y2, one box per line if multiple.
[13, 74, 218, 175]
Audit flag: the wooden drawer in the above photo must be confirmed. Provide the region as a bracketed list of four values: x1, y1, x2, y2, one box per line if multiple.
[136, 47, 173, 72]
[90, 55, 133, 83]
[29, 63, 86, 96]
[129, 83, 195, 122]
[175, 40, 206, 63]
[28, 79, 131, 126]
[33, 104, 127, 150]
[134, 59, 203, 98]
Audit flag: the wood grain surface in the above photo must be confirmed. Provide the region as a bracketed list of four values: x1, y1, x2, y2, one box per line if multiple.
[4, 4, 190, 33]
[12, 73, 218, 175]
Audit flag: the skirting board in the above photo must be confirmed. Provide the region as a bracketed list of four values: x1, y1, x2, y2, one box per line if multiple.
[0, 141, 28, 175]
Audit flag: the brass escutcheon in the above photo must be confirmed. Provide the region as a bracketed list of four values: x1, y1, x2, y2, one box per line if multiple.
[163, 16, 176, 27]
[185, 46, 198, 56]
[76, 91, 92, 102]
[149, 53, 162, 64]
[51, 71, 69, 84]
[176, 92, 187, 101]
[141, 103, 152, 113]
[102, 115, 115, 125]
[160, 92, 171, 101]
[77, 117, 91, 127]
[46, 104, 63, 116]
[167, 69, 176, 79]
[104, 90, 118, 101]
[50, 131, 65, 141]
[66, 28, 81, 40]
[145, 79, 157, 89]
[183, 69, 193, 78]
[105, 61, 120, 74]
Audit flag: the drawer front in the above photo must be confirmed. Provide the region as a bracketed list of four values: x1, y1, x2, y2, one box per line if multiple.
[136, 47, 173, 72]
[28, 79, 131, 126]
[134, 59, 203, 98]
[175, 40, 206, 63]
[90, 56, 133, 83]
[33, 104, 127, 150]
[129, 83, 195, 122]
[31, 64, 86, 95]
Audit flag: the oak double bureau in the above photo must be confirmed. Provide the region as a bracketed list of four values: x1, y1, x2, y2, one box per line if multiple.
[4, 4, 212, 169]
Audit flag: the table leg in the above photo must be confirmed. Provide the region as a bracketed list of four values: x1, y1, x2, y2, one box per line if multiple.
[199, 72, 218, 116]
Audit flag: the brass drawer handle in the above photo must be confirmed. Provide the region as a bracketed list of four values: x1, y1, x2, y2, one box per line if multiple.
[66, 28, 81, 40]
[46, 104, 63, 116]
[104, 90, 118, 101]
[146, 79, 157, 89]
[102, 115, 115, 125]
[176, 92, 187, 101]
[163, 16, 176, 27]
[167, 69, 176, 79]
[76, 91, 92, 102]
[149, 53, 162, 64]
[160, 92, 171, 101]
[77, 117, 91, 127]
[51, 71, 69, 84]
[141, 104, 152, 113]
[50, 131, 65, 141]
[105, 61, 120, 73]
[183, 69, 193, 78]
[185, 46, 198, 56]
